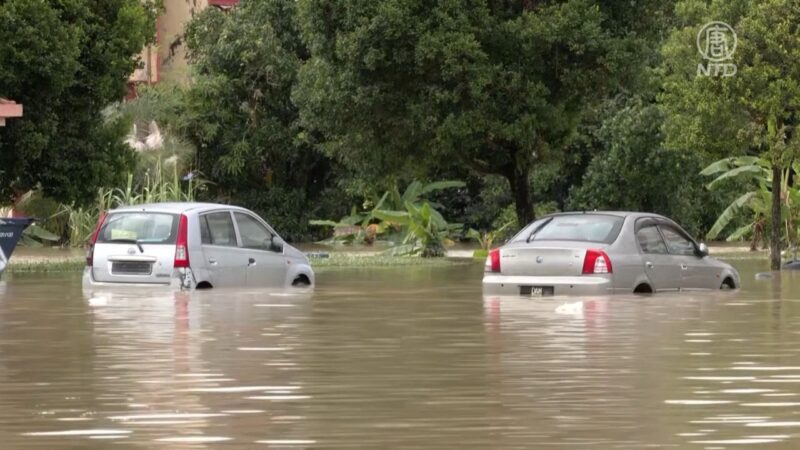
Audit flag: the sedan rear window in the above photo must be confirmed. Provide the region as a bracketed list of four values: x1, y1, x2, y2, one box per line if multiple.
[528, 215, 624, 243]
[97, 213, 179, 245]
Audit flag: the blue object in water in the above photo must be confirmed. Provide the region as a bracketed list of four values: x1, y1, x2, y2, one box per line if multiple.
[0, 217, 34, 273]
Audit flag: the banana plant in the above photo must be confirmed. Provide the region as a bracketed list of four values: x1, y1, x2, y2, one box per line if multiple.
[467, 221, 513, 258]
[309, 191, 392, 244]
[373, 201, 461, 257]
[309, 180, 465, 246]
[702, 156, 800, 251]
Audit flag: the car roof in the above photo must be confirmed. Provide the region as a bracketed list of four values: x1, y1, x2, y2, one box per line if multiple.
[109, 202, 248, 214]
[540, 211, 672, 221]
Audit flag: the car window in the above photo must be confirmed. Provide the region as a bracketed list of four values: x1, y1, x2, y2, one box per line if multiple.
[234, 213, 273, 250]
[202, 212, 238, 247]
[660, 226, 696, 256]
[510, 218, 550, 243]
[530, 215, 624, 243]
[636, 225, 667, 254]
[97, 213, 177, 244]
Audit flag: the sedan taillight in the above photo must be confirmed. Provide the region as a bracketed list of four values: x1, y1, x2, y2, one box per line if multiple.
[582, 249, 612, 274]
[485, 249, 501, 273]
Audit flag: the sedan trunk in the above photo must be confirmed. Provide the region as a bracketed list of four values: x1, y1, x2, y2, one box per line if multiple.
[499, 243, 600, 277]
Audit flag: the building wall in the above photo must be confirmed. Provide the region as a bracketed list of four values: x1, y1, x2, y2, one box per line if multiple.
[130, 0, 210, 88]
[157, 0, 210, 84]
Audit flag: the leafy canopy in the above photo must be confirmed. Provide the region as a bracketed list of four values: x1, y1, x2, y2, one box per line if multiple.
[294, 0, 629, 225]
[0, 0, 159, 204]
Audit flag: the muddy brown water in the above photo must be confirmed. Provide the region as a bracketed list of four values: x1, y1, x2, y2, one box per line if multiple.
[3, 258, 800, 448]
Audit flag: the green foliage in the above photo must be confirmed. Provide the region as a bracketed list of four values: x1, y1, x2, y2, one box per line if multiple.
[568, 98, 720, 237]
[58, 163, 206, 247]
[374, 202, 461, 258]
[0, 0, 159, 204]
[20, 224, 59, 248]
[11, 191, 68, 240]
[295, 0, 633, 225]
[702, 156, 800, 252]
[180, 1, 337, 241]
[110, 83, 197, 181]
[235, 188, 315, 243]
[60, 204, 100, 248]
[7, 258, 85, 274]
[310, 180, 464, 253]
[660, 0, 800, 267]
[468, 220, 512, 257]
[310, 254, 463, 269]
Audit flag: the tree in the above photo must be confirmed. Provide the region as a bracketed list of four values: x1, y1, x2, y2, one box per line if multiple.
[0, 0, 159, 204]
[660, 0, 800, 269]
[182, 0, 337, 240]
[294, 0, 628, 226]
[568, 98, 717, 237]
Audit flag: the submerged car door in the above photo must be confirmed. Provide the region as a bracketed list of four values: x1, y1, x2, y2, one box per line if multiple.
[635, 219, 681, 291]
[199, 211, 247, 287]
[233, 212, 287, 288]
[659, 225, 716, 290]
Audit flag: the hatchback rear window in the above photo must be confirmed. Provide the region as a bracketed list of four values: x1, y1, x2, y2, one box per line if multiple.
[527, 215, 624, 243]
[97, 213, 179, 245]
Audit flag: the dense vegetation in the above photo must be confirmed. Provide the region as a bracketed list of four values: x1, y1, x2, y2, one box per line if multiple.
[2, 0, 800, 266]
[0, 0, 159, 202]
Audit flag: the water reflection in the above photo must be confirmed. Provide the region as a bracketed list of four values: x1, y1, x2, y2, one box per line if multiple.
[2, 260, 800, 448]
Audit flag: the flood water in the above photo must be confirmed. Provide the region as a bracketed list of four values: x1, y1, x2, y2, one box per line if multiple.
[3, 257, 800, 448]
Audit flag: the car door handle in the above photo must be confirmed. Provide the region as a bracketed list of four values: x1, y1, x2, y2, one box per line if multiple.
[248, 257, 256, 266]
[681, 264, 688, 270]
[645, 261, 654, 269]
[208, 258, 217, 265]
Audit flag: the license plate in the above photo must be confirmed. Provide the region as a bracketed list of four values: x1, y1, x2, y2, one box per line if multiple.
[520, 286, 554, 297]
[112, 261, 153, 275]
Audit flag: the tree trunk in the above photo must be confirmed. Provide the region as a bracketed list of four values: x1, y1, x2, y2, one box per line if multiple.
[771, 165, 782, 270]
[507, 166, 534, 227]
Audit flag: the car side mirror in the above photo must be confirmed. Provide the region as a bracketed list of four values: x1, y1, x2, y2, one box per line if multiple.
[270, 236, 284, 253]
[697, 242, 709, 257]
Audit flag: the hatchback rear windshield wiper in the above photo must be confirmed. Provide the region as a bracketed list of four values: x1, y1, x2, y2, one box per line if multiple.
[106, 238, 144, 253]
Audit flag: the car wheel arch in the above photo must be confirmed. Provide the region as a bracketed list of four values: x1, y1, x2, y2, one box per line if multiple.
[721, 276, 736, 289]
[292, 274, 311, 287]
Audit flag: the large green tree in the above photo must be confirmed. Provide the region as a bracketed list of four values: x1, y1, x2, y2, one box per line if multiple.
[294, 0, 630, 226]
[182, 0, 338, 239]
[660, 0, 800, 269]
[0, 0, 158, 204]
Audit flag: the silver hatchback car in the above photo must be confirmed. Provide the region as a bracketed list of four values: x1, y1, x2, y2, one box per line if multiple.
[482, 212, 740, 296]
[82, 202, 314, 290]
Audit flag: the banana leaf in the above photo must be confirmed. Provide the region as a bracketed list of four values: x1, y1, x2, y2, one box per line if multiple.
[418, 180, 466, 195]
[727, 223, 754, 241]
[706, 191, 757, 239]
[706, 165, 769, 190]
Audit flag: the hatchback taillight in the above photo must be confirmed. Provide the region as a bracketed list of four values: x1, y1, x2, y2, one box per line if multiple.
[485, 249, 501, 273]
[174, 214, 190, 268]
[86, 211, 108, 266]
[582, 249, 612, 274]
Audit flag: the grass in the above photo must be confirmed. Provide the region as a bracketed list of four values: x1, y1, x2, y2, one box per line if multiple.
[309, 254, 471, 268]
[7, 258, 85, 274]
[4, 253, 470, 274]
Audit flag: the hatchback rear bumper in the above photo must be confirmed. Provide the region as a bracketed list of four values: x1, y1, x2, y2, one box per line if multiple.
[482, 274, 613, 296]
[82, 267, 192, 290]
